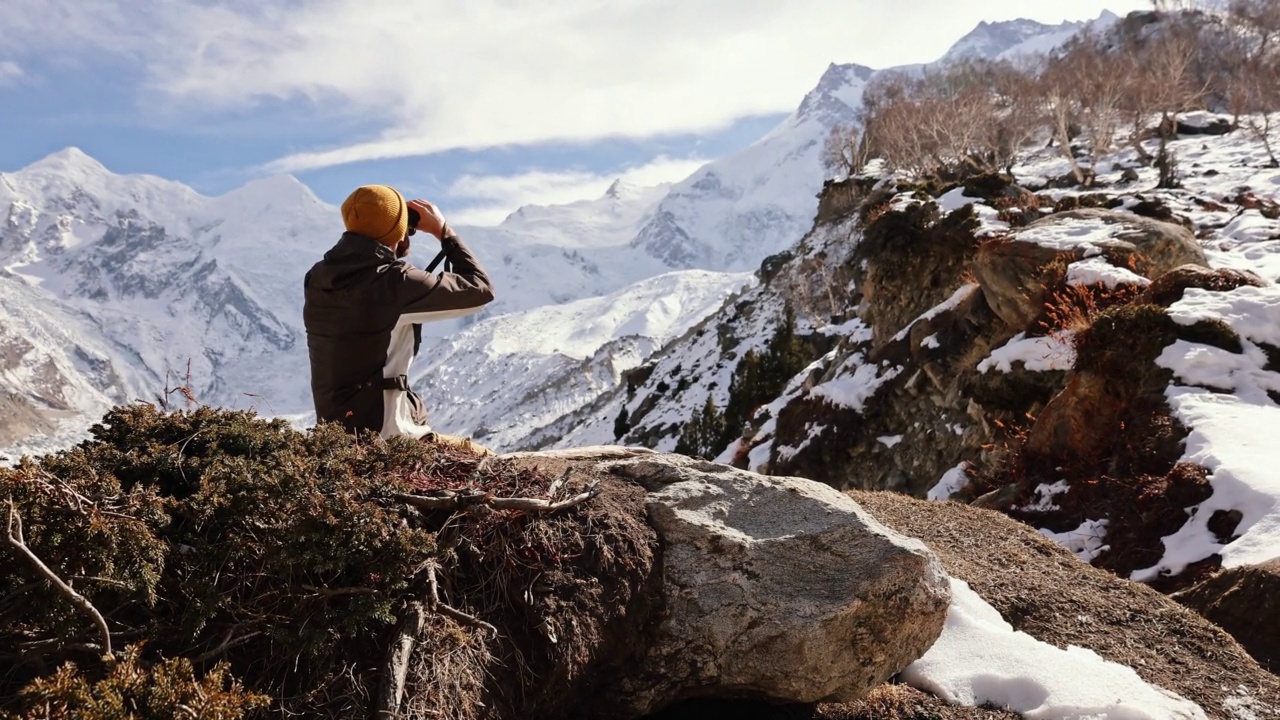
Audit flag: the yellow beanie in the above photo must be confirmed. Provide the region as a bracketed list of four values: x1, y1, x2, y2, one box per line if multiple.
[340, 185, 408, 246]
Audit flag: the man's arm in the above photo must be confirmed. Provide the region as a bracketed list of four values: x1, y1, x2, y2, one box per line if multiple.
[398, 234, 495, 322]
[396, 198, 495, 323]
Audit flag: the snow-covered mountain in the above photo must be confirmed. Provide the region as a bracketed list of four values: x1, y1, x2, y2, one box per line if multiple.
[0, 150, 726, 455]
[627, 14, 1109, 274]
[939, 16, 1111, 63]
[412, 270, 753, 450]
[0, 14, 1107, 456]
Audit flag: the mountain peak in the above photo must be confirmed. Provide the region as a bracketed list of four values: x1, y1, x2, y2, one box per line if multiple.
[19, 147, 109, 177]
[604, 178, 640, 200]
[795, 62, 876, 124]
[940, 16, 1084, 64]
[209, 174, 326, 218]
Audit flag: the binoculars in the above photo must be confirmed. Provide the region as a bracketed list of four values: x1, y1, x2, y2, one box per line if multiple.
[406, 206, 421, 236]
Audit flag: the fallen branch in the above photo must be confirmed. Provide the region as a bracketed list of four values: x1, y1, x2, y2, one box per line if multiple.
[5, 500, 113, 659]
[373, 601, 426, 720]
[392, 489, 491, 511]
[489, 483, 600, 512]
[393, 482, 601, 515]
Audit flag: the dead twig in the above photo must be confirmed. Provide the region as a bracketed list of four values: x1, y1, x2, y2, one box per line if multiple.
[188, 628, 263, 664]
[5, 500, 113, 658]
[426, 563, 497, 638]
[393, 482, 600, 515]
[301, 584, 381, 598]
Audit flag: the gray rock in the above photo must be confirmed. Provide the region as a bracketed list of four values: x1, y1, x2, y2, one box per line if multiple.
[974, 208, 1207, 330]
[596, 452, 951, 716]
[1034, 209, 1206, 275]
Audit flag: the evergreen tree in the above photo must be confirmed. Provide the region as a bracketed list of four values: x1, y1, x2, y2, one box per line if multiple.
[718, 304, 811, 450]
[613, 406, 630, 441]
[675, 396, 725, 460]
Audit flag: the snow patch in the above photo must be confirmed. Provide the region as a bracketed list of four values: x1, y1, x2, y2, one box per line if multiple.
[892, 283, 979, 343]
[1066, 256, 1150, 288]
[1017, 217, 1115, 255]
[809, 357, 902, 412]
[928, 463, 971, 501]
[1135, 388, 1280, 580]
[1168, 285, 1280, 350]
[1039, 519, 1111, 563]
[902, 579, 1205, 720]
[1021, 480, 1070, 512]
[978, 332, 1076, 374]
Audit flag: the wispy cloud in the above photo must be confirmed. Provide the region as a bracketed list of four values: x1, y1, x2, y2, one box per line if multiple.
[0, 61, 26, 88]
[0, 0, 1154, 172]
[447, 156, 708, 226]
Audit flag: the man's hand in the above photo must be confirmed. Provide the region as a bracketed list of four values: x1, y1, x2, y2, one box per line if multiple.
[407, 199, 454, 241]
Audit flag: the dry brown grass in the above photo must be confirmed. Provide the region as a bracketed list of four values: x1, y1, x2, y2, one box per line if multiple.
[819, 683, 1021, 720]
[850, 491, 1280, 718]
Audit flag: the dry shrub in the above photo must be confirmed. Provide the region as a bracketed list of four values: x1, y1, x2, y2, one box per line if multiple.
[0, 405, 657, 720]
[818, 683, 1022, 720]
[13, 645, 267, 719]
[1038, 280, 1145, 335]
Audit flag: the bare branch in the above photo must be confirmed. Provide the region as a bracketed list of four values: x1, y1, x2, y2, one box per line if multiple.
[5, 500, 113, 659]
[301, 584, 381, 598]
[187, 628, 263, 664]
[374, 601, 427, 719]
[393, 482, 601, 515]
[427, 563, 497, 638]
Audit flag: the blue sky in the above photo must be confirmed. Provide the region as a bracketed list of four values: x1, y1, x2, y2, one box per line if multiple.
[0, 1, 1148, 225]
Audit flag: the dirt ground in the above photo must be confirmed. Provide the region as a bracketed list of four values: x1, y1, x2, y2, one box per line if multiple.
[849, 490, 1280, 719]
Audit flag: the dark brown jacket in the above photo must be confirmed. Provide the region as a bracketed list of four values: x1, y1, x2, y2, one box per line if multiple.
[303, 232, 494, 436]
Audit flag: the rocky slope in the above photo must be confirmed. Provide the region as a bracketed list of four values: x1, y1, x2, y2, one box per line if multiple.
[585, 121, 1280, 591]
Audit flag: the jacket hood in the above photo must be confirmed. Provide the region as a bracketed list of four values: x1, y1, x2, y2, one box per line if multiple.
[309, 233, 398, 290]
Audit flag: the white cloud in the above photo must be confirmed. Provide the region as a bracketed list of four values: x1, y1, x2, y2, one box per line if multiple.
[447, 155, 708, 226]
[0, 1, 1154, 170]
[0, 61, 26, 87]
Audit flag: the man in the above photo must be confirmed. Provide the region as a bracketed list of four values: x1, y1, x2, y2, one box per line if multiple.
[303, 184, 494, 451]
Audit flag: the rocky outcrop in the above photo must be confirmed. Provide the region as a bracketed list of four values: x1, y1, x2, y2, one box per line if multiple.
[510, 448, 952, 717]
[1175, 561, 1280, 673]
[610, 453, 950, 714]
[974, 208, 1206, 329]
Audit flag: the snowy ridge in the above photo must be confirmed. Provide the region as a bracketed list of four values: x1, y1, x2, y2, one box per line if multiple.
[626, 15, 1101, 273]
[412, 270, 753, 450]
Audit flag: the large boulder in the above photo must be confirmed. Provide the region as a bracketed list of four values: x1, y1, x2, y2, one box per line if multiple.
[532, 450, 952, 717]
[1175, 561, 1280, 673]
[1034, 209, 1208, 276]
[974, 208, 1207, 330]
